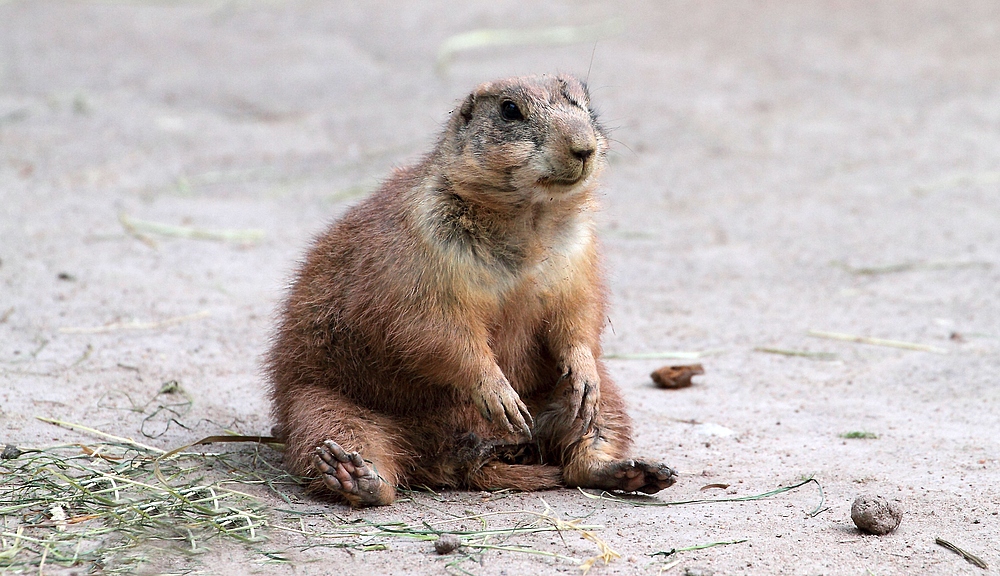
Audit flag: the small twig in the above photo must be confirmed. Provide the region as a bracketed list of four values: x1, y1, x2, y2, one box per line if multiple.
[807, 330, 948, 354]
[935, 537, 987, 569]
[656, 559, 682, 572]
[77, 444, 124, 461]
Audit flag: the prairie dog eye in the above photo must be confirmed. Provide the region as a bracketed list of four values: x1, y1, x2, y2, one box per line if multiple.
[499, 100, 524, 122]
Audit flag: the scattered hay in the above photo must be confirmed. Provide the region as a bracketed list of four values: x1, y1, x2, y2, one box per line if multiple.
[0, 441, 268, 574]
[2, 420, 621, 574]
[3, 419, 828, 574]
[271, 499, 618, 574]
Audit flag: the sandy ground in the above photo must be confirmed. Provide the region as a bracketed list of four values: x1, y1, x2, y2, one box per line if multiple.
[2, 1, 999, 574]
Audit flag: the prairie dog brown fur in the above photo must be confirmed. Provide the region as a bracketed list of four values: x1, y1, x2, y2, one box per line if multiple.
[267, 74, 675, 507]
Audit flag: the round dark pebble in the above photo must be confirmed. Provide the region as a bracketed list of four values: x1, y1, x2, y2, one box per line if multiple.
[434, 534, 461, 554]
[1, 445, 23, 460]
[851, 494, 903, 535]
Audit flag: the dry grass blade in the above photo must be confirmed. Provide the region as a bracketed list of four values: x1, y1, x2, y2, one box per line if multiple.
[836, 259, 991, 275]
[807, 330, 949, 354]
[153, 434, 283, 486]
[604, 350, 722, 360]
[580, 477, 826, 517]
[914, 171, 1000, 194]
[118, 212, 265, 243]
[840, 431, 878, 440]
[36, 417, 166, 454]
[754, 347, 837, 360]
[652, 538, 748, 557]
[537, 500, 619, 573]
[58, 310, 210, 334]
[436, 18, 625, 71]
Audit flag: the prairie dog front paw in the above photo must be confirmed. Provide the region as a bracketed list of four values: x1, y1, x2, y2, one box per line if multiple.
[473, 372, 533, 438]
[559, 346, 601, 432]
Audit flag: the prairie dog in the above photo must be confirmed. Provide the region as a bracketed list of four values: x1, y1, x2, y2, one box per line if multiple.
[267, 74, 675, 507]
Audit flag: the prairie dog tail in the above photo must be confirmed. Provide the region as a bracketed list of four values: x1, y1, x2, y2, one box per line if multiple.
[467, 463, 562, 492]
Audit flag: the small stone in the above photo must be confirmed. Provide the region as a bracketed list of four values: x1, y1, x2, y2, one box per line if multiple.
[851, 494, 903, 535]
[1, 445, 22, 460]
[684, 567, 714, 576]
[434, 534, 461, 554]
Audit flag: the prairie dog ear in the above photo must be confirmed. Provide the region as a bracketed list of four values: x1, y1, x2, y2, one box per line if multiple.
[557, 75, 590, 107]
[459, 94, 476, 123]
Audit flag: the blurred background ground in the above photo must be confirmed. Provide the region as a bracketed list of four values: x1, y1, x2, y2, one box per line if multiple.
[1, 1, 998, 574]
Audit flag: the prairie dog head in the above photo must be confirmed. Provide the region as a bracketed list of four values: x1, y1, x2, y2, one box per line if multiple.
[440, 75, 608, 204]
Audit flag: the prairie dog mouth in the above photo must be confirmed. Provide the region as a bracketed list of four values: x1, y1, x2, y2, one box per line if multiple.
[538, 163, 588, 188]
[538, 175, 584, 187]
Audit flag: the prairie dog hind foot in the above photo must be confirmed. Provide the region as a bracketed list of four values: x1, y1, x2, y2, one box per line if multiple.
[312, 440, 394, 507]
[573, 459, 677, 495]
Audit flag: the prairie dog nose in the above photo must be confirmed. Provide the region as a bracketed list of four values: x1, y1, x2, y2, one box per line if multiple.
[556, 109, 599, 160]
[571, 144, 596, 162]
[566, 126, 598, 163]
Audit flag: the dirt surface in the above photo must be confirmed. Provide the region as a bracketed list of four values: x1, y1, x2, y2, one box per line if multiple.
[2, 1, 999, 574]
